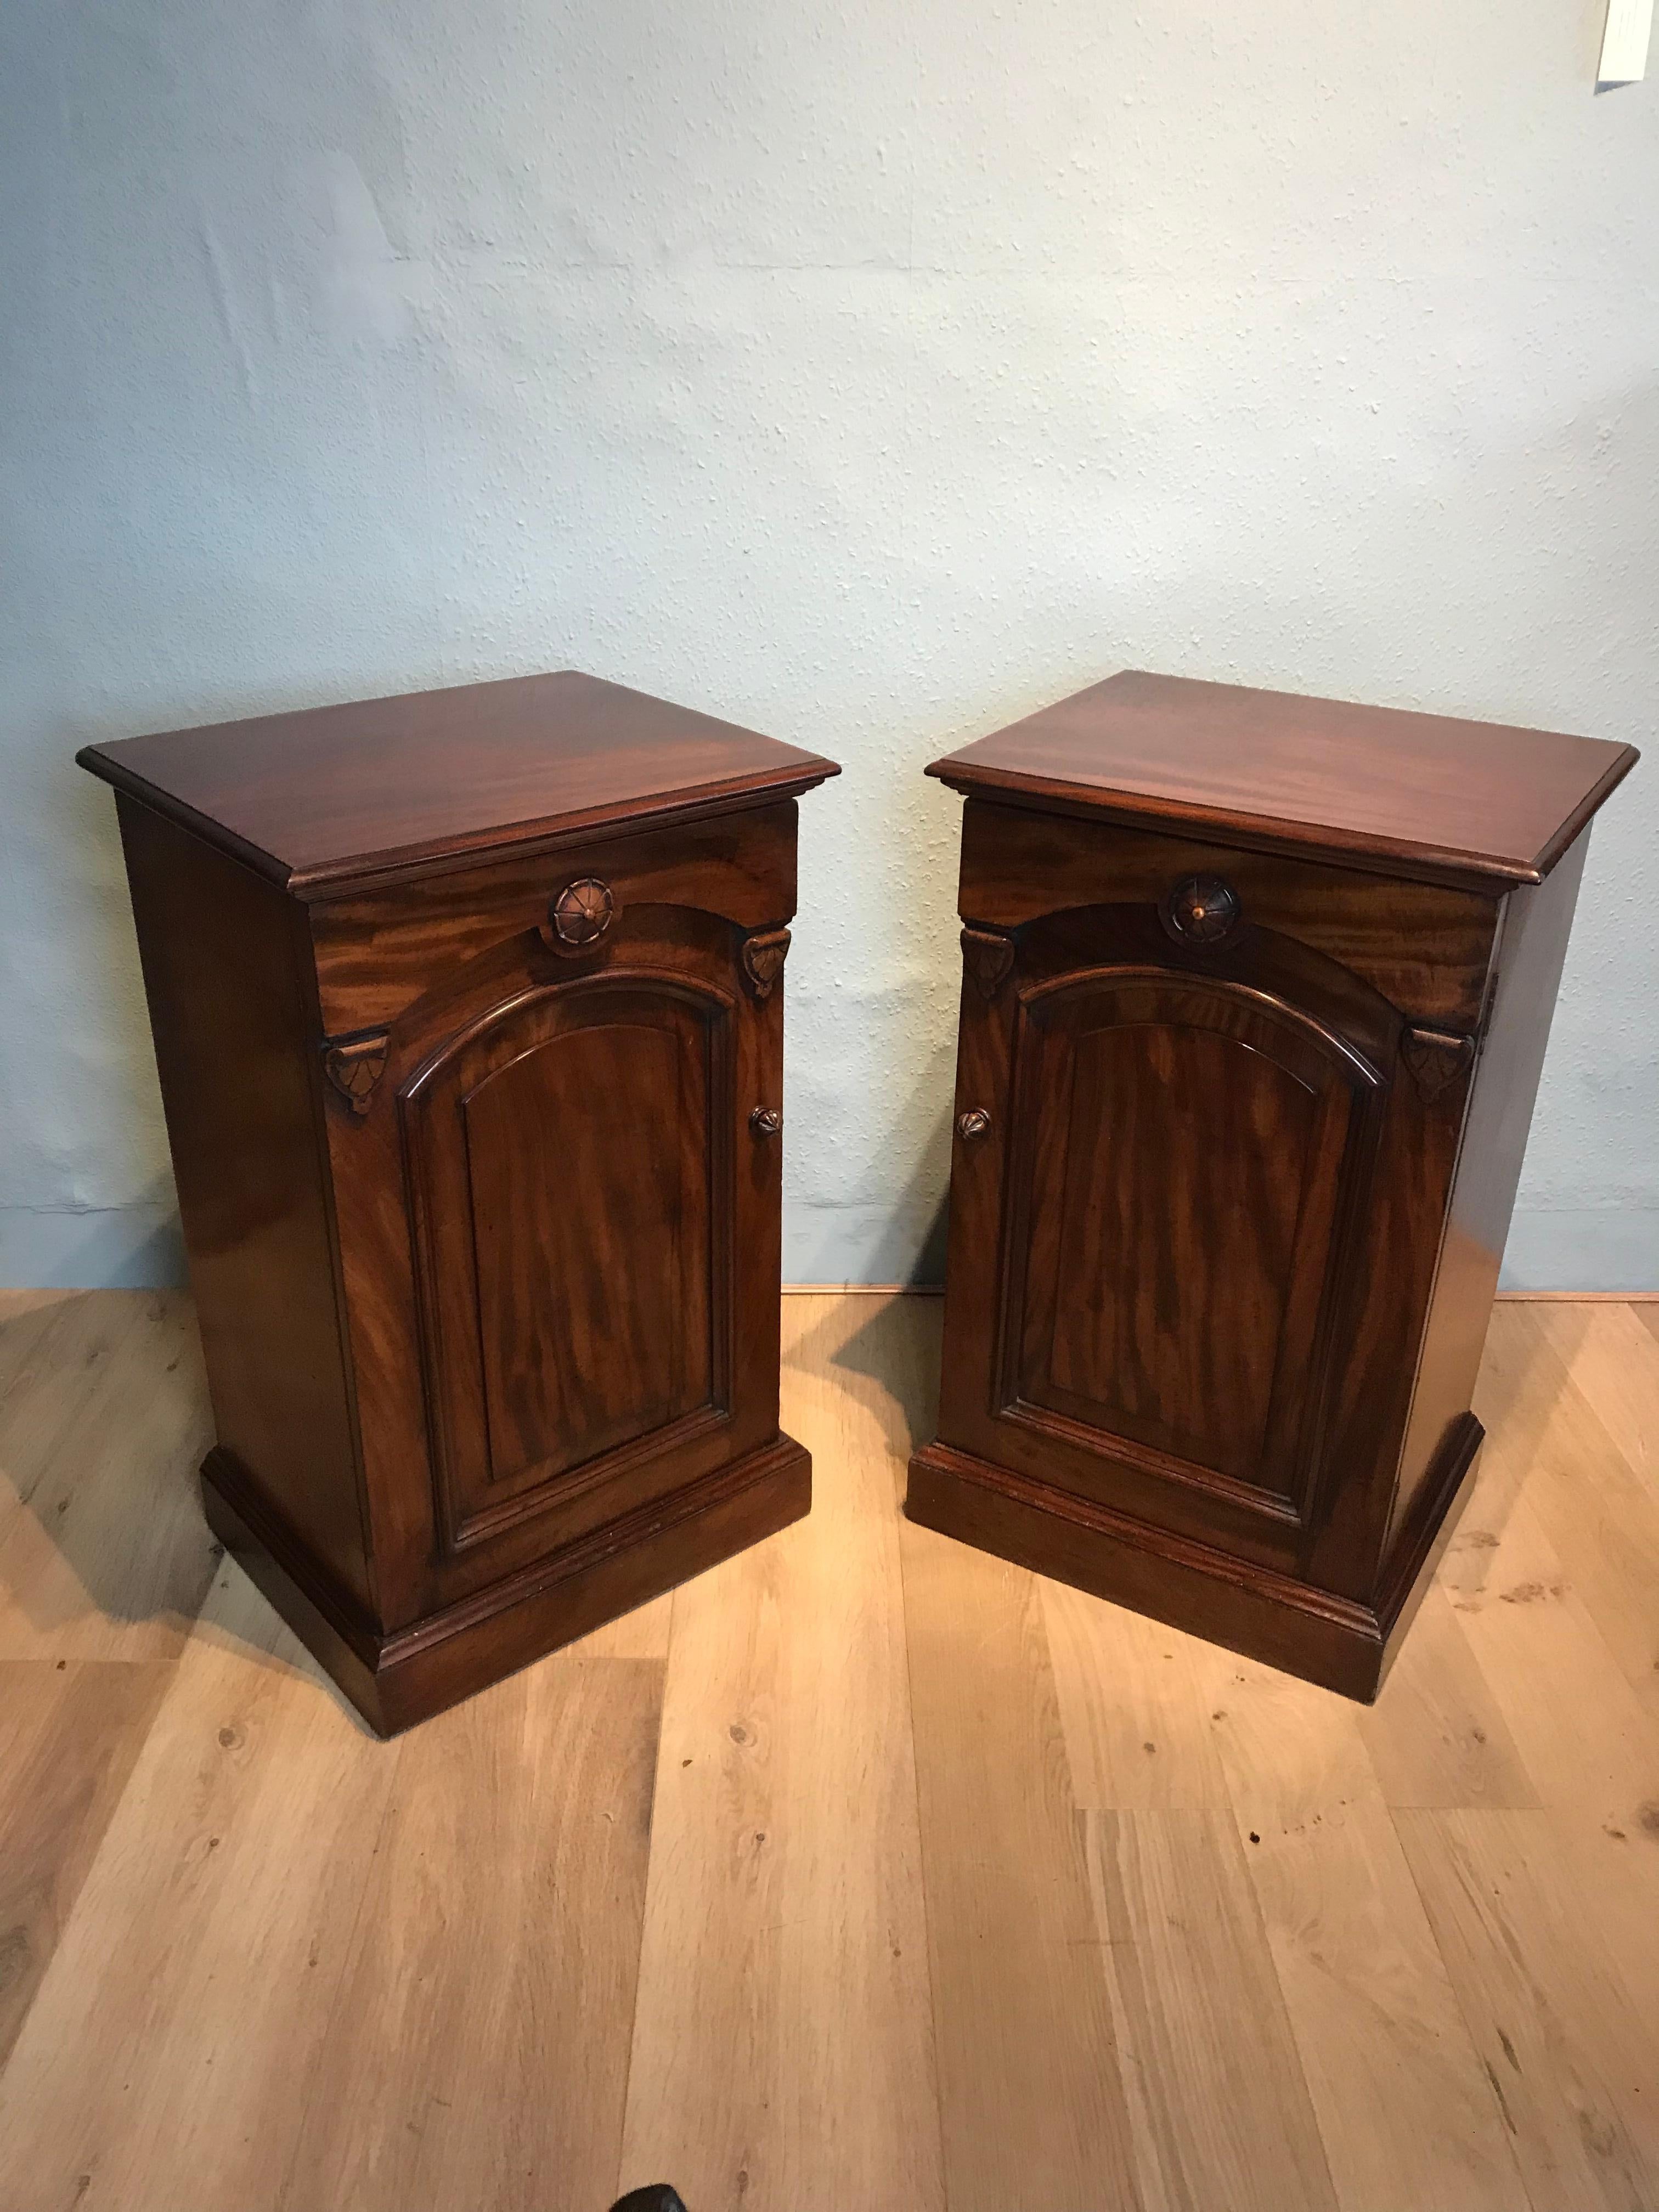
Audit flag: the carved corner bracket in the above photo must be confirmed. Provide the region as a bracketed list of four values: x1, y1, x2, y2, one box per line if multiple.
[741, 928, 792, 1000]
[961, 926, 1015, 1000]
[321, 1029, 390, 1117]
[1401, 1026, 1477, 1103]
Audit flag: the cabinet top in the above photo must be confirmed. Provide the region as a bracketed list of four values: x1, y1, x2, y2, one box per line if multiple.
[78, 670, 840, 896]
[928, 670, 1638, 891]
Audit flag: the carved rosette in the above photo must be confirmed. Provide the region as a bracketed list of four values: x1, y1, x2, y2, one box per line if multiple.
[741, 928, 792, 1000]
[544, 877, 614, 952]
[961, 927, 1015, 1000]
[321, 1029, 390, 1117]
[1401, 1026, 1476, 1103]
[1162, 874, 1241, 950]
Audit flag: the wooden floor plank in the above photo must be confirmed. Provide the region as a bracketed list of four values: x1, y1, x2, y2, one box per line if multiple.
[1357, 1588, 1540, 1810]
[0, 1292, 78, 1327]
[0, 1567, 400, 2212]
[1526, 1301, 1657, 1489]
[618, 1294, 944, 2212]
[0, 1291, 217, 1661]
[280, 1652, 664, 2212]
[0, 1286, 1654, 2212]
[1194, 1634, 1531, 2210]
[1205, 1646, 1384, 1830]
[1192, 1616, 1535, 2207]
[1396, 1809, 1659, 2212]
[1442, 1489, 1659, 1839]
[0, 1294, 87, 1403]
[1043, 1580, 1233, 1810]
[1084, 1808, 1336, 2212]
[1238, 1798, 1525, 2212]
[904, 1526, 1142, 2212]
[1542, 1812, 1659, 2046]
[572, 1587, 674, 1661]
[0, 1659, 174, 2068]
[1484, 1306, 1659, 1711]
[0, 1294, 152, 1492]
[1526, 1428, 1659, 1720]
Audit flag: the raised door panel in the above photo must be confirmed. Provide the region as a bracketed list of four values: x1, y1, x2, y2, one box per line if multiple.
[1008, 972, 1363, 1514]
[466, 1014, 706, 1482]
[403, 975, 729, 1555]
[938, 905, 1397, 1572]
[317, 893, 784, 1626]
[1041, 1025, 1313, 1462]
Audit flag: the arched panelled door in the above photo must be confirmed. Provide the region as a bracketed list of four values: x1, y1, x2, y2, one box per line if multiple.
[351, 891, 786, 1620]
[402, 969, 731, 1556]
[941, 903, 1398, 1578]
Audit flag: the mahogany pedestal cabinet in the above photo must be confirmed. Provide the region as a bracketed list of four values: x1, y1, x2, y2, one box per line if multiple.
[80, 672, 839, 1733]
[907, 672, 1638, 1699]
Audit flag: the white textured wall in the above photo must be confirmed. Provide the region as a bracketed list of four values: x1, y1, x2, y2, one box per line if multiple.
[2, 0, 1655, 1290]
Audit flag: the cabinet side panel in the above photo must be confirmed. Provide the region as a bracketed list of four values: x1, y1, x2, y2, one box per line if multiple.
[115, 795, 370, 1611]
[1384, 832, 1589, 1562]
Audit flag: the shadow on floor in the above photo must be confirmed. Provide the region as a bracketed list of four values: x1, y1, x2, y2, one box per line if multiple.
[0, 1285, 374, 1730]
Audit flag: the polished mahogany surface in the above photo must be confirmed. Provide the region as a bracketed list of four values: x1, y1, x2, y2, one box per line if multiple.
[912, 685, 1636, 1700]
[78, 670, 839, 895]
[929, 670, 1637, 891]
[88, 685, 834, 1734]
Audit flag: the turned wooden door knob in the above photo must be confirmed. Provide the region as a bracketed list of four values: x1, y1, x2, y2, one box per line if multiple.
[956, 1108, 991, 1142]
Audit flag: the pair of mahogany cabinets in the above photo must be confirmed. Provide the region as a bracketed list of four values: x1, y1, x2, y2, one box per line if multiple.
[81, 669, 1636, 1730]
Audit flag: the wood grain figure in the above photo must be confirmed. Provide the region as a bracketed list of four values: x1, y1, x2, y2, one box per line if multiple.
[78, 670, 839, 1730]
[910, 670, 1638, 1696]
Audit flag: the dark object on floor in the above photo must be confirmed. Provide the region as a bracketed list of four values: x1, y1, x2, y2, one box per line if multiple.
[909, 667, 1639, 1699]
[611, 2190, 690, 2212]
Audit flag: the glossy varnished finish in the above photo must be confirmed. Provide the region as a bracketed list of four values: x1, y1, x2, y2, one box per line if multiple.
[115, 803, 370, 1610]
[307, 804, 801, 1035]
[78, 668, 839, 896]
[957, 802, 1499, 1025]
[932, 669, 1638, 891]
[912, 674, 1637, 1697]
[83, 674, 838, 1733]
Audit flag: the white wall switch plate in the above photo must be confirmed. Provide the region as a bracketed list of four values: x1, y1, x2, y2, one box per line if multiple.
[1599, 0, 1652, 83]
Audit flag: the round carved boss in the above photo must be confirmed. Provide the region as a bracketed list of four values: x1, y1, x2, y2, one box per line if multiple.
[549, 877, 614, 949]
[1161, 873, 1240, 948]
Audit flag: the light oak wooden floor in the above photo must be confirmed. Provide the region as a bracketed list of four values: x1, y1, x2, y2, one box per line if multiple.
[0, 1289, 1656, 2211]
